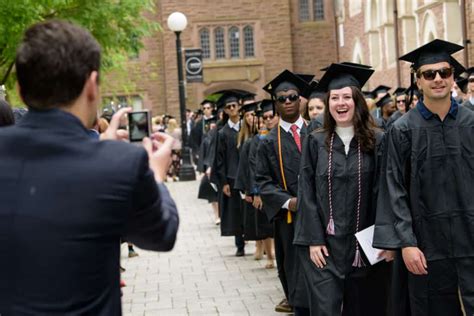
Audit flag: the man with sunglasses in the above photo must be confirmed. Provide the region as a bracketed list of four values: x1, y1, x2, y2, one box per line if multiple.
[374, 39, 474, 315]
[461, 68, 474, 111]
[256, 70, 310, 315]
[190, 99, 216, 165]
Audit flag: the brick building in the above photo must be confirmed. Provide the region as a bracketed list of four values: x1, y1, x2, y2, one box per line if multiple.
[335, 0, 472, 90]
[102, 0, 473, 115]
[101, 0, 337, 116]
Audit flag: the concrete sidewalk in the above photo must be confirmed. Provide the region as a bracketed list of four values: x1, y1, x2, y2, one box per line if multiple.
[121, 179, 287, 316]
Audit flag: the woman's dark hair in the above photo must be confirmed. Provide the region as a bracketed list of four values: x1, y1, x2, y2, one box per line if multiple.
[323, 86, 377, 153]
[0, 100, 15, 127]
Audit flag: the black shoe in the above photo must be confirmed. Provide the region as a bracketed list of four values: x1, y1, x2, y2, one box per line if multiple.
[275, 298, 293, 313]
[235, 248, 245, 257]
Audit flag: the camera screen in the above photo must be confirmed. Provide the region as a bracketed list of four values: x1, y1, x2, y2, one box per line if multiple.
[128, 112, 150, 142]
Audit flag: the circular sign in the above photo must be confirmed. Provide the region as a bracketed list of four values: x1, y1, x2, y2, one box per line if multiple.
[186, 57, 202, 75]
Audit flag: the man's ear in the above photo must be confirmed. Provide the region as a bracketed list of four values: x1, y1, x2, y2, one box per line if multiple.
[85, 71, 100, 103]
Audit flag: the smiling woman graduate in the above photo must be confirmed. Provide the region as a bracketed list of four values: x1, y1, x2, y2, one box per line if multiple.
[293, 63, 393, 316]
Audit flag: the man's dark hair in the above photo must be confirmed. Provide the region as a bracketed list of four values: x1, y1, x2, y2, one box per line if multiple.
[15, 20, 101, 109]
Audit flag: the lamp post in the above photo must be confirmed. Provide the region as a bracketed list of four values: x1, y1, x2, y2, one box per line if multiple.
[167, 12, 196, 181]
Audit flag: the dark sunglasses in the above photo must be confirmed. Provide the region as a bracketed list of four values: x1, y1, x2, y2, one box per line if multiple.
[417, 67, 453, 80]
[262, 114, 274, 120]
[225, 103, 238, 110]
[276, 94, 299, 103]
[468, 78, 474, 83]
[396, 99, 406, 104]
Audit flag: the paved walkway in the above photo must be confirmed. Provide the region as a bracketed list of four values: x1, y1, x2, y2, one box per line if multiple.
[121, 179, 287, 316]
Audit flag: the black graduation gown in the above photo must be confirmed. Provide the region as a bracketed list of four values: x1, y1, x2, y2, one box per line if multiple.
[248, 135, 273, 239]
[294, 129, 390, 316]
[373, 101, 474, 316]
[256, 125, 309, 309]
[235, 138, 259, 241]
[462, 99, 474, 111]
[213, 124, 243, 236]
[197, 129, 218, 203]
[385, 110, 403, 129]
[190, 119, 204, 165]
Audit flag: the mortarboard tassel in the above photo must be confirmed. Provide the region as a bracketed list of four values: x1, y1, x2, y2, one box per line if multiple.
[326, 217, 335, 236]
[352, 245, 364, 268]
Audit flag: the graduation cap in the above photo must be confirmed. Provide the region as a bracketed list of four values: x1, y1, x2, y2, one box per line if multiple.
[393, 87, 407, 97]
[371, 85, 391, 96]
[399, 39, 464, 71]
[239, 92, 257, 103]
[316, 63, 374, 92]
[375, 93, 393, 108]
[216, 91, 241, 109]
[240, 101, 259, 114]
[200, 99, 215, 107]
[296, 73, 315, 84]
[362, 90, 375, 99]
[450, 57, 466, 79]
[259, 99, 274, 114]
[456, 77, 468, 93]
[466, 67, 474, 77]
[320, 62, 372, 72]
[263, 70, 310, 97]
[306, 81, 326, 100]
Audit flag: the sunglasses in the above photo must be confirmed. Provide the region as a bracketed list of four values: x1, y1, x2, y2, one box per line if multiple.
[262, 114, 274, 120]
[224, 103, 238, 110]
[276, 94, 299, 103]
[396, 99, 405, 104]
[417, 67, 453, 80]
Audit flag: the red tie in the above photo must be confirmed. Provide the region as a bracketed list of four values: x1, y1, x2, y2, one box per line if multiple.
[290, 124, 301, 152]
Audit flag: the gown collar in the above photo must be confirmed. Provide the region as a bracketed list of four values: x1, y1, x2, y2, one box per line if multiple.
[416, 97, 458, 120]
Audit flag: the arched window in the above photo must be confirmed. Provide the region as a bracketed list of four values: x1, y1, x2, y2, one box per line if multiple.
[199, 28, 211, 59]
[214, 27, 225, 59]
[243, 26, 255, 58]
[313, 0, 324, 20]
[229, 26, 240, 58]
[299, 0, 310, 21]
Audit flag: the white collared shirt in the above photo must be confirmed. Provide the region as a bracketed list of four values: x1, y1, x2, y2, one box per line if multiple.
[228, 119, 240, 132]
[279, 116, 304, 135]
[279, 116, 304, 210]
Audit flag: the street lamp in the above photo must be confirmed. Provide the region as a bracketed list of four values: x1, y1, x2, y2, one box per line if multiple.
[167, 12, 196, 181]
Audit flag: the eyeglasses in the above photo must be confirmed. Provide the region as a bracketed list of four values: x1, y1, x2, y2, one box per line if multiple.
[262, 114, 274, 120]
[224, 103, 238, 110]
[417, 67, 453, 80]
[276, 94, 299, 103]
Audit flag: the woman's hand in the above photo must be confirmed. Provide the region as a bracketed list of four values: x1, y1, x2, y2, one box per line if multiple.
[378, 250, 395, 262]
[252, 196, 263, 210]
[309, 245, 329, 268]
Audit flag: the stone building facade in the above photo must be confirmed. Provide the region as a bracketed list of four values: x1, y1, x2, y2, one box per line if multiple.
[102, 0, 473, 115]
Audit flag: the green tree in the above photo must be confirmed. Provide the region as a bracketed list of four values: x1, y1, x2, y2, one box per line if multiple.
[0, 0, 160, 98]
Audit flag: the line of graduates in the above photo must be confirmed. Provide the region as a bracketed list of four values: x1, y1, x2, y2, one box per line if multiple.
[195, 39, 474, 316]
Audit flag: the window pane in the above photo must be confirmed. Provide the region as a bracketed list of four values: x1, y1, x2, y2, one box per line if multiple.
[215, 27, 225, 59]
[243, 26, 255, 58]
[200, 28, 211, 59]
[229, 26, 240, 58]
[313, 0, 324, 20]
[299, 0, 310, 21]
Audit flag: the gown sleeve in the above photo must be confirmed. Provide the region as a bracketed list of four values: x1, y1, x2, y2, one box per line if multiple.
[373, 125, 417, 249]
[255, 138, 293, 221]
[212, 129, 227, 188]
[248, 137, 260, 195]
[234, 140, 251, 193]
[293, 133, 326, 246]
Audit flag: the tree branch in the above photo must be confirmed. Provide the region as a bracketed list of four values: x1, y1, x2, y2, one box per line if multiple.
[1, 61, 14, 85]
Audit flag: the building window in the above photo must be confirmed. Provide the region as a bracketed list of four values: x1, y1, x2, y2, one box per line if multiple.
[243, 25, 255, 57]
[229, 26, 240, 58]
[299, 0, 310, 21]
[200, 28, 211, 59]
[214, 27, 225, 59]
[313, 0, 324, 20]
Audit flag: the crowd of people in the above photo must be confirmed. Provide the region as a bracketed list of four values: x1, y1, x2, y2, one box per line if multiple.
[1, 18, 474, 316]
[190, 40, 474, 316]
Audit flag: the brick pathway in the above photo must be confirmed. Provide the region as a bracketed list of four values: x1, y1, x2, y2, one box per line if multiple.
[121, 179, 287, 316]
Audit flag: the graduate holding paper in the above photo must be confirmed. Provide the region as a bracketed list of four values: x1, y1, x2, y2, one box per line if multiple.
[294, 63, 393, 316]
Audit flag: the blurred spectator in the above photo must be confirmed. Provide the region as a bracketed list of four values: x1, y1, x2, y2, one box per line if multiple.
[0, 100, 14, 126]
[166, 118, 182, 181]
